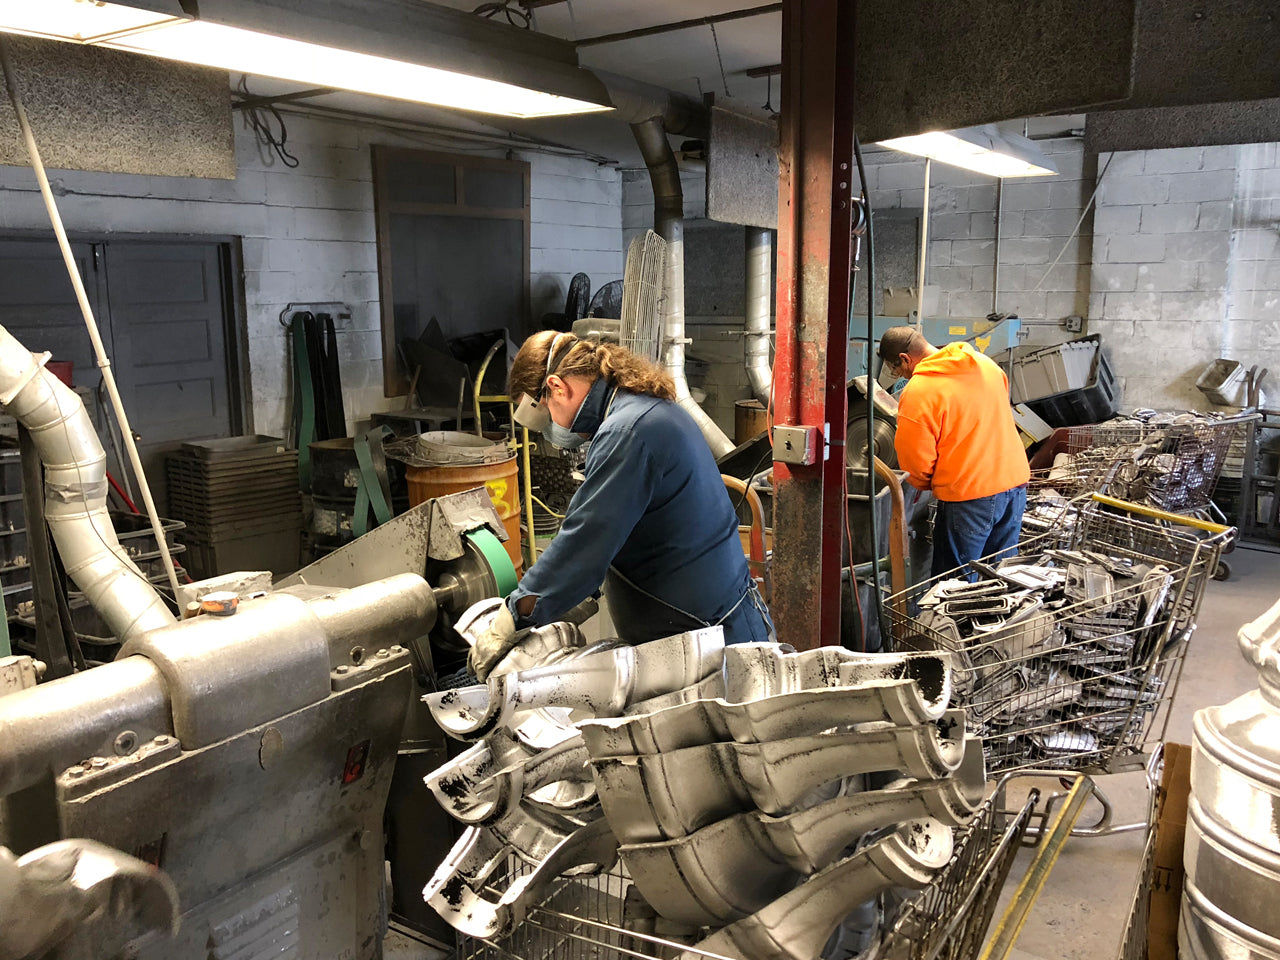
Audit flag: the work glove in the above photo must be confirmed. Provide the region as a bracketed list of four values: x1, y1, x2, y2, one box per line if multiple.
[459, 597, 520, 681]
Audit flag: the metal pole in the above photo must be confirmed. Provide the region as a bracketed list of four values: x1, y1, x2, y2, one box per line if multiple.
[915, 158, 931, 324]
[0, 40, 181, 600]
[771, 0, 855, 649]
[993, 177, 1004, 314]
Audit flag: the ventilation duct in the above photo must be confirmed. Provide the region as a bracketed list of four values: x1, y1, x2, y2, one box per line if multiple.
[630, 117, 734, 459]
[0, 325, 175, 642]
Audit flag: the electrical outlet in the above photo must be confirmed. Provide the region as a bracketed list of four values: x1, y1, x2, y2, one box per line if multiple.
[1064, 315, 1084, 333]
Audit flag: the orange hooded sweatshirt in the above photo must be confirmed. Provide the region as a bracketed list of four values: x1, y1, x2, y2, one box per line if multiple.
[894, 342, 1030, 502]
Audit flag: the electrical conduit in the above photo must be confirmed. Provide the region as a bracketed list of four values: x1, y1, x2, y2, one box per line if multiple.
[0, 327, 175, 641]
[630, 118, 735, 458]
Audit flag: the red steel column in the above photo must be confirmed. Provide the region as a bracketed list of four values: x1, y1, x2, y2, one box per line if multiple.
[771, 0, 856, 650]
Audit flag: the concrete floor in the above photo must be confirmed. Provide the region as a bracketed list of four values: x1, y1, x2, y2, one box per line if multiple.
[383, 546, 1280, 960]
[995, 545, 1280, 960]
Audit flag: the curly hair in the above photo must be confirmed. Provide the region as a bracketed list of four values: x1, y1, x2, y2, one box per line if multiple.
[508, 331, 676, 402]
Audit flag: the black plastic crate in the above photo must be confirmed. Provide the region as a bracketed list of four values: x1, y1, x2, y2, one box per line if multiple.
[1025, 346, 1121, 428]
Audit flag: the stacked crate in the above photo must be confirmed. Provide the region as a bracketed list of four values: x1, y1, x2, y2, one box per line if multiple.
[167, 437, 302, 580]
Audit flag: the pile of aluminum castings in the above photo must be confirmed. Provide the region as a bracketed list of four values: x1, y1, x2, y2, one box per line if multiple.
[422, 624, 986, 960]
[913, 550, 1178, 767]
[1044, 411, 1243, 511]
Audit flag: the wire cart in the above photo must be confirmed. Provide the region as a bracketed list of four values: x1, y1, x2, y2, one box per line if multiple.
[1030, 414, 1256, 512]
[456, 775, 1059, 960]
[889, 495, 1230, 776]
[1115, 747, 1164, 960]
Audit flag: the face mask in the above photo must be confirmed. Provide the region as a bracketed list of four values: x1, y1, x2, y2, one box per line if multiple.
[544, 420, 586, 450]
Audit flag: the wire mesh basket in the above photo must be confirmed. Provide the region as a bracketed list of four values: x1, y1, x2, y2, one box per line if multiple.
[889, 498, 1229, 775]
[1115, 747, 1164, 960]
[457, 781, 1046, 960]
[876, 779, 1041, 960]
[1031, 415, 1255, 512]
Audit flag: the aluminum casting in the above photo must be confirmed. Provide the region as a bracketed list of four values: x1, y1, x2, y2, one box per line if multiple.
[619, 755, 984, 927]
[679, 818, 954, 960]
[578, 673, 951, 759]
[425, 816, 618, 940]
[591, 722, 965, 844]
[425, 627, 726, 741]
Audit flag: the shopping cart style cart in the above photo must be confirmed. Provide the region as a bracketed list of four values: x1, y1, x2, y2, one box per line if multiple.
[889, 495, 1231, 775]
[1028, 413, 1256, 512]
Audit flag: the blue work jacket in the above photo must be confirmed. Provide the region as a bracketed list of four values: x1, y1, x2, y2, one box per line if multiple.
[507, 379, 756, 638]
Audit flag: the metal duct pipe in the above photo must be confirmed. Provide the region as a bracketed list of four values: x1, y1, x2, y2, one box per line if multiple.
[631, 118, 735, 458]
[0, 326, 175, 642]
[745, 226, 773, 405]
[597, 71, 708, 135]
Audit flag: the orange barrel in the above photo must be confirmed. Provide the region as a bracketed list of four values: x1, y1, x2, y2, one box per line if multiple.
[735, 399, 768, 445]
[406, 432, 523, 577]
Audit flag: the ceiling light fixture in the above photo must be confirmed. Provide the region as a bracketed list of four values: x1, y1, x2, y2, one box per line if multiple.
[877, 124, 1058, 178]
[0, 0, 614, 119]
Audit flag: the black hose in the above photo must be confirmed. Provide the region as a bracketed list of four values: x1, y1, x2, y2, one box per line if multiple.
[852, 133, 887, 648]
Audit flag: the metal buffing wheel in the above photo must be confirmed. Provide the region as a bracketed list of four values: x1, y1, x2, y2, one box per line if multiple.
[845, 411, 898, 472]
[426, 528, 518, 652]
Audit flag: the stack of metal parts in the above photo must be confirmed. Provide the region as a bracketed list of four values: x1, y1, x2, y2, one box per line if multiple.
[1180, 599, 1280, 960]
[909, 549, 1184, 772]
[166, 437, 302, 578]
[1041, 411, 1252, 512]
[619, 229, 665, 363]
[423, 627, 986, 960]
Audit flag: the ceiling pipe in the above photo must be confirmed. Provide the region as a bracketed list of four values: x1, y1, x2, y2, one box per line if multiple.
[630, 117, 734, 459]
[744, 226, 773, 405]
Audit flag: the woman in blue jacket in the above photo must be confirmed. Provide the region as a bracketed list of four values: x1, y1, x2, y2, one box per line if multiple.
[468, 331, 774, 678]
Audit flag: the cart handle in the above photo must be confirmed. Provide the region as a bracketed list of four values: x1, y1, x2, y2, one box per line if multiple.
[1088, 493, 1232, 536]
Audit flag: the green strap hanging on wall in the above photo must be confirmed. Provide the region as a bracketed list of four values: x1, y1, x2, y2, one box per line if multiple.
[353, 425, 394, 538]
[290, 312, 316, 491]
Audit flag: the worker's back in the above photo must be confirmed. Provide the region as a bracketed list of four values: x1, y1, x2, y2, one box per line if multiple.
[894, 342, 1030, 501]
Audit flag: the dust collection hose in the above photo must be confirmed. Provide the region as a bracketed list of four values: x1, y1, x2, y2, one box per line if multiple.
[0, 40, 178, 640]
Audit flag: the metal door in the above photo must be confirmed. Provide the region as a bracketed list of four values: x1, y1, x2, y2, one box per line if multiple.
[103, 241, 237, 508]
[0, 237, 239, 513]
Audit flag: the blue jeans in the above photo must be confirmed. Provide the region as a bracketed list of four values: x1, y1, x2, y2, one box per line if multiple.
[931, 485, 1027, 578]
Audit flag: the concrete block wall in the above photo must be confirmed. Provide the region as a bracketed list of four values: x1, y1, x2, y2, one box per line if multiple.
[644, 138, 1280, 417]
[859, 141, 1093, 346]
[1091, 143, 1280, 409]
[0, 110, 622, 440]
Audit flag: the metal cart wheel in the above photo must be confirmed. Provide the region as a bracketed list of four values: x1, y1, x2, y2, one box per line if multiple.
[1213, 559, 1231, 581]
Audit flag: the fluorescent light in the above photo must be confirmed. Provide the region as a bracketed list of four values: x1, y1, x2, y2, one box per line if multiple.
[0, 0, 614, 119]
[878, 125, 1058, 178]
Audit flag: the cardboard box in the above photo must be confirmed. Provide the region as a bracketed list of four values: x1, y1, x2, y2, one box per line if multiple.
[1147, 742, 1192, 960]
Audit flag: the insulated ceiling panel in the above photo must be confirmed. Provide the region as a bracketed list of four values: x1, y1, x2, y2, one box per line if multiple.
[0, 35, 234, 178]
[852, 0, 1137, 143]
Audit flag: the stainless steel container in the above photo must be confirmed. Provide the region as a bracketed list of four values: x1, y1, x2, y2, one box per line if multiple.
[1181, 599, 1280, 960]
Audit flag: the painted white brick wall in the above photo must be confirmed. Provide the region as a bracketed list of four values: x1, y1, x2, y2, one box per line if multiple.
[1093, 143, 1280, 410]
[663, 138, 1280, 417]
[860, 141, 1092, 343]
[0, 111, 622, 439]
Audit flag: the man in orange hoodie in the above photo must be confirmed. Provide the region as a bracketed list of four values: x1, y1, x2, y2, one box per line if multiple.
[879, 326, 1030, 577]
